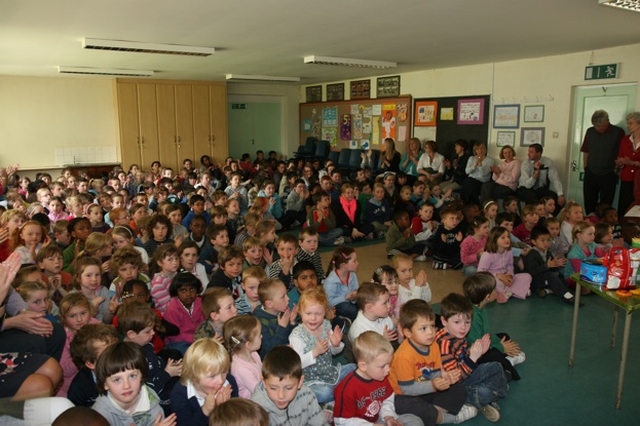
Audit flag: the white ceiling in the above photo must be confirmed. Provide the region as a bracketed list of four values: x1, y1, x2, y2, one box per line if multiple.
[1, 0, 640, 84]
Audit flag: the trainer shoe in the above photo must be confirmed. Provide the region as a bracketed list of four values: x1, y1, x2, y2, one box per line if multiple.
[480, 403, 500, 422]
[415, 255, 427, 261]
[454, 404, 478, 424]
[506, 351, 526, 366]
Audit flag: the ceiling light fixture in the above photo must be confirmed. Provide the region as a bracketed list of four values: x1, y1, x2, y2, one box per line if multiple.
[83, 38, 216, 57]
[58, 66, 154, 77]
[304, 55, 396, 69]
[599, 0, 640, 12]
[225, 74, 301, 83]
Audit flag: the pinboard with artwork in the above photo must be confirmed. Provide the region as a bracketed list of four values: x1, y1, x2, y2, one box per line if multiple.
[299, 95, 412, 152]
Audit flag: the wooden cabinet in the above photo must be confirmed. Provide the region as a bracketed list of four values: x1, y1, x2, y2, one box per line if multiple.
[116, 82, 159, 170]
[116, 80, 227, 172]
[192, 83, 228, 166]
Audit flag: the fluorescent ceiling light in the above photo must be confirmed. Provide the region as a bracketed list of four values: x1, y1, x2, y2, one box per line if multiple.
[58, 66, 154, 77]
[304, 55, 396, 69]
[599, 0, 640, 11]
[83, 38, 215, 57]
[225, 74, 300, 82]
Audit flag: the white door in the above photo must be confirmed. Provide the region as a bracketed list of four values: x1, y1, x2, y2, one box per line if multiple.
[567, 84, 637, 207]
[227, 95, 283, 161]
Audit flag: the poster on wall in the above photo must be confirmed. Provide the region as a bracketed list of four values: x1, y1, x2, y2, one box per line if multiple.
[440, 107, 454, 121]
[322, 127, 338, 147]
[381, 104, 397, 140]
[352, 114, 363, 139]
[361, 140, 370, 150]
[322, 107, 338, 127]
[341, 115, 352, 140]
[397, 102, 409, 123]
[457, 98, 485, 125]
[311, 109, 321, 139]
[362, 107, 372, 135]
[372, 116, 381, 145]
[415, 101, 437, 126]
[493, 104, 520, 129]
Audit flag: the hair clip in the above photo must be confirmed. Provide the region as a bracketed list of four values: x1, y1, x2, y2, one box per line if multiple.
[341, 252, 350, 260]
[231, 336, 241, 345]
[374, 267, 383, 277]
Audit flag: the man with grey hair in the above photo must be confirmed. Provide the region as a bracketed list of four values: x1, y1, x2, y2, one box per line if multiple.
[580, 109, 624, 215]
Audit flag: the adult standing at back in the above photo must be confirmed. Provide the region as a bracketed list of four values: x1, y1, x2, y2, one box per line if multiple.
[615, 112, 640, 215]
[516, 144, 566, 211]
[416, 140, 445, 188]
[581, 110, 624, 215]
[400, 137, 424, 185]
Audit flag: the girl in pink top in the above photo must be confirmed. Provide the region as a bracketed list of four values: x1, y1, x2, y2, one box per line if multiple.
[461, 216, 490, 276]
[163, 272, 205, 354]
[478, 226, 532, 303]
[224, 316, 263, 398]
[57, 293, 99, 397]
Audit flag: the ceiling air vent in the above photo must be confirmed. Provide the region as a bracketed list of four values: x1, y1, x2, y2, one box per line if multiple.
[83, 38, 215, 57]
[58, 66, 154, 77]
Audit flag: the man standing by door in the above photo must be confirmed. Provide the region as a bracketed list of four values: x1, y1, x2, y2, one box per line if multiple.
[580, 110, 625, 215]
[517, 144, 566, 212]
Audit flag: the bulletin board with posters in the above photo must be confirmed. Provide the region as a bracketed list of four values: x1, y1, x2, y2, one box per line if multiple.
[412, 95, 490, 160]
[299, 96, 412, 152]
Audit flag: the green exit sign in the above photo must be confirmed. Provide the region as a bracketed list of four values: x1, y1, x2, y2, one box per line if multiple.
[231, 103, 247, 109]
[584, 63, 619, 80]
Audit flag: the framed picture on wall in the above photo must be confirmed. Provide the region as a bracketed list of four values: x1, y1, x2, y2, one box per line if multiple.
[493, 104, 520, 128]
[414, 100, 438, 126]
[524, 105, 545, 122]
[377, 75, 401, 98]
[496, 131, 516, 147]
[306, 85, 322, 103]
[326, 83, 345, 101]
[520, 127, 545, 147]
[350, 80, 371, 100]
[457, 98, 485, 125]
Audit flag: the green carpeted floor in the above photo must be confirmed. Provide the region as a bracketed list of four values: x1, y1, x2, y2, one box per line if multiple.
[452, 294, 640, 425]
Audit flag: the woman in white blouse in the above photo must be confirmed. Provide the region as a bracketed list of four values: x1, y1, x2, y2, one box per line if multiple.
[460, 142, 493, 204]
[480, 145, 521, 204]
[416, 140, 446, 188]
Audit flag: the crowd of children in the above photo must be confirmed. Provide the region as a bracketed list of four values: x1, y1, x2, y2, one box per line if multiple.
[0, 145, 631, 425]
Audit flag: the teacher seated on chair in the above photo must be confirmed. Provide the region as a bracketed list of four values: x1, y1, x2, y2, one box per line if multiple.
[460, 141, 493, 204]
[516, 143, 566, 212]
[416, 140, 446, 189]
[480, 145, 521, 205]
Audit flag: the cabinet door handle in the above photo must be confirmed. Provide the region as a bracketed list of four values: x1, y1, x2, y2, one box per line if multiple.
[137, 136, 140, 146]
[141, 136, 145, 146]
[211, 134, 215, 142]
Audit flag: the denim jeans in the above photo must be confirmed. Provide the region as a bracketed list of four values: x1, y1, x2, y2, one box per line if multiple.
[463, 265, 478, 277]
[334, 301, 358, 321]
[318, 227, 344, 246]
[463, 361, 508, 408]
[308, 363, 356, 404]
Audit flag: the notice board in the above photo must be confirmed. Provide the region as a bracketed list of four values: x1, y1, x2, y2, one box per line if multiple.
[412, 95, 490, 159]
[299, 96, 412, 151]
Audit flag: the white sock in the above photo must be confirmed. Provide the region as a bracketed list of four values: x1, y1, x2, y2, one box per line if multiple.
[563, 292, 573, 299]
[23, 397, 74, 426]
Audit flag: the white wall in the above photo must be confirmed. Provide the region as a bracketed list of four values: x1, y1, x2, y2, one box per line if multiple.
[0, 76, 119, 171]
[302, 43, 640, 187]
